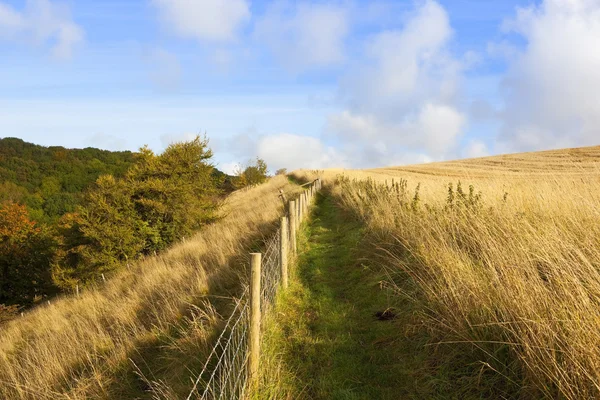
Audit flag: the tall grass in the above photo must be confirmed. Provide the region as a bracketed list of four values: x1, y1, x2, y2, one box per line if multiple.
[295, 147, 600, 398]
[0, 176, 299, 399]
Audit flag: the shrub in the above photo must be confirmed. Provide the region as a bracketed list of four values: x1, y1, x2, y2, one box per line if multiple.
[234, 158, 269, 188]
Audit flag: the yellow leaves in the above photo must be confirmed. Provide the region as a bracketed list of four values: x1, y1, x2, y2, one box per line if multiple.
[0, 202, 38, 242]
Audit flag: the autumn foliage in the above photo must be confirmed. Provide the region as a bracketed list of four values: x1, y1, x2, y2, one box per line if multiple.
[0, 203, 56, 304]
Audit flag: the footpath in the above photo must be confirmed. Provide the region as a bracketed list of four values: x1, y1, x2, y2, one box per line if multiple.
[259, 193, 416, 400]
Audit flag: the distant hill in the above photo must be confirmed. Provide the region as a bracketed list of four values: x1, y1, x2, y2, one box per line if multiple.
[0, 137, 235, 223]
[0, 137, 136, 222]
[369, 145, 600, 178]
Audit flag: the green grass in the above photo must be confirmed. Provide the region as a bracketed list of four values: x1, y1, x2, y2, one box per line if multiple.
[255, 193, 431, 400]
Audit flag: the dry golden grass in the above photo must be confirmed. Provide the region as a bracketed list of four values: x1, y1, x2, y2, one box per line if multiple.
[297, 145, 600, 398]
[0, 176, 299, 399]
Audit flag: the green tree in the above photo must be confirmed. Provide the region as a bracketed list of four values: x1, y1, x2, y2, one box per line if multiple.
[53, 136, 222, 287]
[127, 136, 221, 250]
[234, 158, 269, 188]
[52, 175, 148, 289]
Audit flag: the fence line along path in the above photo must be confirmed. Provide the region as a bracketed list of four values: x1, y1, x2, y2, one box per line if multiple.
[186, 178, 322, 400]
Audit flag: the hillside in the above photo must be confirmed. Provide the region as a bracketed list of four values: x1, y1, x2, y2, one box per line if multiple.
[371, 145, 600, 177]
[0, 174, 301, 399]
[0, 137, 136, 222]
[272, 146, 600, 399]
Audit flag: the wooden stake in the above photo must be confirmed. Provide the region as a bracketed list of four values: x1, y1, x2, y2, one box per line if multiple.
[249, 253, 262, 382]
[280, 217, 289, 288]
[302, 192, 307, 215]
[289, 200, 297, 253]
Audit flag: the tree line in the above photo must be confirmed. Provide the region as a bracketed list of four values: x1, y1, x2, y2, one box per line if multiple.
[0, 136, 271, 310]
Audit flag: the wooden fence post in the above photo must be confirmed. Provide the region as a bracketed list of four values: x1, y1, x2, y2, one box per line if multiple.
[280, 217, 289, 288]
[303, 192, 307, 214]
[289, 201, 297, 253]
[298, 195, 303, 223]
[249, 253, 262, 382]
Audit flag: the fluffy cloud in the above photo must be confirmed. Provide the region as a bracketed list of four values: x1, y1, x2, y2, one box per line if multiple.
[223, 131, 346, 172]
[498, 0, 600, 152]
[0, 0, 83, 59]
[152, 0, 250, 42]
[462, 139, 490, 159]
[327, 0, 467, 167]
[256, 133, 346, 171]
[254, 1, 349, 71]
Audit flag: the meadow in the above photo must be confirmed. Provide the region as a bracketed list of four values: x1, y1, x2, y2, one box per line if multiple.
[0, 175, 299, 399]
[292, 146, 600, 398]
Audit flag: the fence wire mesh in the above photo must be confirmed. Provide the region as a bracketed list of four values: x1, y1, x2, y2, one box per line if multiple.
[186, 180, 320, 400]
[186, 225, 286, 400]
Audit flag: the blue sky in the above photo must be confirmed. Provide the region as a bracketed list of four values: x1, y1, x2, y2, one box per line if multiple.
[1, 0, 599, 173]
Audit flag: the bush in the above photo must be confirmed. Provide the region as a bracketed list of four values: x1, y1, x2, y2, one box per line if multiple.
[234, 158, 269, 188]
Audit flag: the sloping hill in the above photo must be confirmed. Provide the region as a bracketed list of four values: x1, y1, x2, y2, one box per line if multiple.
[0, 175, 302, 399]
[371, 145, 600, 178]
[285, 145, 600, 399]
[0, 137, 136, 221]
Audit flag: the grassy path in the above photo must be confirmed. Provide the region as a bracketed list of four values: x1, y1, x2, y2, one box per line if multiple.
[258, 194, 420, 399]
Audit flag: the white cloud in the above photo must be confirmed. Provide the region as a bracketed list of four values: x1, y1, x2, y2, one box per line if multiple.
[222, 131, 346, 172]
[256, 133, 346, 171]
[254, 1, 349, 71]
[327, 0, 467, 167]
[218, 161, 240, 175]
[152, 0, 250, 42]
[497, 0, 600, 152]
[462, 139, 489, 159]
[0, 0, 83, 59]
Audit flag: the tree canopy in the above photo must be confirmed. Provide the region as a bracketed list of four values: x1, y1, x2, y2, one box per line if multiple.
[0, 136, 229, 304]
[0, 137, 136, 223]
[53, 136, 223, 289]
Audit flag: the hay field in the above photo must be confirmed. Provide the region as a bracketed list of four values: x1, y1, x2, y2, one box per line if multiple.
[300, 145, 600, 398]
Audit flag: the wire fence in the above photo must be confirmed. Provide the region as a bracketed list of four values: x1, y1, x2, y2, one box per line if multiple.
[185, 178, 321, 400]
